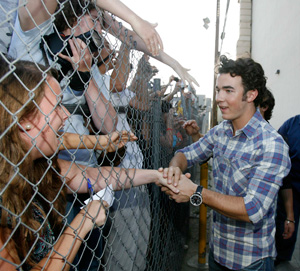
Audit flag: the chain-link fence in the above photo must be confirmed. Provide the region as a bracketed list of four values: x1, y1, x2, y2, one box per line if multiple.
[0, 1, 208, 270]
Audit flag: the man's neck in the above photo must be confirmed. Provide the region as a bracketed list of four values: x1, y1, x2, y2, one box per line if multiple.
[231, 106, 257, 135]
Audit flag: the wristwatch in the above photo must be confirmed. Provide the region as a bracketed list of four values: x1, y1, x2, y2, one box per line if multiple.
[190, 185, 203, 206]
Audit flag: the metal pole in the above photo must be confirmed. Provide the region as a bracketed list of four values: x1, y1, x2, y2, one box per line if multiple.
[211, 0, 220, 128]
[151, 78, 162, 269]
[152, 78, 161, 169]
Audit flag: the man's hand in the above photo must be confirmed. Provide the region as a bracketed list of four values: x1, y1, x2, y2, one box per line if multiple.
[160, 173, 197, 203]
[158, 166, 190, 187]
[154, 170, 180, 194]
[283, 220, 295, 239]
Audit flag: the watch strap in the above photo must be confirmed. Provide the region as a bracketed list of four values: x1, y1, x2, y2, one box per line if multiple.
[196, 185, 203, 195]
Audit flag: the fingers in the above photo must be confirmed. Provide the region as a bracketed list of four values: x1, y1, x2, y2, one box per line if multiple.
[102, 200, 109, 208]
[283, 222, 295, 239]
[185, 172, 191, 178]
[155, 27, 164, 51]
[160, 184, 178, 195]
[110, 131, 119, 142]
[173, 168, 181, 187]
[161, 166, 179, 186]
[147, 23, 163, 56]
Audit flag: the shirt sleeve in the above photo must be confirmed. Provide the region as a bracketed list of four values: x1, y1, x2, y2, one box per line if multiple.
[243, 136, 291, 225]
[176, 126, 215, 168]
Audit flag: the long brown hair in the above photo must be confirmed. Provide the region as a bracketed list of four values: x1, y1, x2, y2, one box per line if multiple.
[0, 58, 66, 266]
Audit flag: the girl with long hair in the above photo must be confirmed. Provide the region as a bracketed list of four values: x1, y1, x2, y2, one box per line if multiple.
[0, 59, 108, 270]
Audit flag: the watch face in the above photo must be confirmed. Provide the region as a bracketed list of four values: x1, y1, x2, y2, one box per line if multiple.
[190, 193, 202, 206]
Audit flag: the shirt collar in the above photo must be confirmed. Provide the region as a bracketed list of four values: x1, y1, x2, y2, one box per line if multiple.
[224, 108, 263, 139]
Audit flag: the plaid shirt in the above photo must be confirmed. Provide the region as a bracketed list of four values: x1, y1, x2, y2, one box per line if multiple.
[178, 110, 291, 269]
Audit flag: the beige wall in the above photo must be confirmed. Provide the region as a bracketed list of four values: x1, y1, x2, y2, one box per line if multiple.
[237, 0, 300, 129]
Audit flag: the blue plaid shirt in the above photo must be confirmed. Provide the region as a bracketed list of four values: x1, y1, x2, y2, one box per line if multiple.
[178, 110, 291, 269]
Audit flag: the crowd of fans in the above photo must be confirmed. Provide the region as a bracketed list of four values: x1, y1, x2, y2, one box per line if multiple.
[0, 0, 199, 270]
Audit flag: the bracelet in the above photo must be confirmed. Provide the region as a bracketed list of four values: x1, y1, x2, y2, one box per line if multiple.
[166, 128, 173, 131]
[285, 219, 295, 224]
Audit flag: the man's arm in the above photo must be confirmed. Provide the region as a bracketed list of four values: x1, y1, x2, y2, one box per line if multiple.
[162, 174, 251, 222]
[280, 188, 295, 239]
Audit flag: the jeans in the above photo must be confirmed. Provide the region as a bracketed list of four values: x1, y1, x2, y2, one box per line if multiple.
[208, 251, 274, 271]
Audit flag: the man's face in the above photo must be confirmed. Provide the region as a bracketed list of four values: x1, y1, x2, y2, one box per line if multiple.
[215, 73, 254, 129]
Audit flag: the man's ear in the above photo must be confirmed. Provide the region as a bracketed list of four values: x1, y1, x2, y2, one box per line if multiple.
[246, 89, 258, 103]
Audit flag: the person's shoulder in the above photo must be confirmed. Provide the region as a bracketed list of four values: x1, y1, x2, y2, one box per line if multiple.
[278, 114, 300, 135]
[281, 114, 300, 127]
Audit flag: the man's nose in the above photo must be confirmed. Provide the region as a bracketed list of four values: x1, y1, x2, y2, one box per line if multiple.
[215, 90, 224, 103]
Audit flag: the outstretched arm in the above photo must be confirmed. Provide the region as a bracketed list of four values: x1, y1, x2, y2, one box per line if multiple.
[104, 14, 199, 88]
[98, 0, 163, 56]
[58, 159, 179, 194]
[59, 131, 137, 152]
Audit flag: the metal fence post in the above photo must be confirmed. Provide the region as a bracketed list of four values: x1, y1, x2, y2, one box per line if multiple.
[149, 78, 162, 270]
[152, 78, 161, 169]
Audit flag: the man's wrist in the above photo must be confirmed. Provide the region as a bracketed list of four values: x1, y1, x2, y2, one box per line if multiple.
[285, 219, 295, 224]
[190, 185, 203, 206]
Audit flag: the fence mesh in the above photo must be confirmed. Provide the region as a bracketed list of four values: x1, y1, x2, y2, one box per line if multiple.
[0, 1, 209, 270]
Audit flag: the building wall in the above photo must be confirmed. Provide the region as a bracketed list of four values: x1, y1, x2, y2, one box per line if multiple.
[251, 0, 300, 129]
[236, 0, 251, 57]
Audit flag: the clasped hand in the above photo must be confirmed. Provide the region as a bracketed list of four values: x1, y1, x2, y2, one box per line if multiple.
[156, 167, 196, 203]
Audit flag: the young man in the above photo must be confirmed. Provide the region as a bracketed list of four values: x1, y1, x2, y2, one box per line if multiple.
[160, 56, 291, 270]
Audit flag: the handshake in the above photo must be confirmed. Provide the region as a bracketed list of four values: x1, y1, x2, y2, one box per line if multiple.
[154, 166, 198, 203]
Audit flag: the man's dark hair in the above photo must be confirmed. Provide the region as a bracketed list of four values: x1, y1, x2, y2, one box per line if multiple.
[218, 55, 267, 107]
[260, 88, 275, 121]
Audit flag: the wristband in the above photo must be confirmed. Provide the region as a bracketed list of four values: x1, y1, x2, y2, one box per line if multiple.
[285, 219, 295, 224]
[166, 128, 173, 131]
